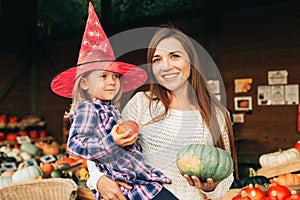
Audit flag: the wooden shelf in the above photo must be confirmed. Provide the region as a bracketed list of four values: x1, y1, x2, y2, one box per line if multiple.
[256, 160, 300, 178]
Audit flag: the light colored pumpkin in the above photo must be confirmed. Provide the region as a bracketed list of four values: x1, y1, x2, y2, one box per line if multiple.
[20, 143, 41, 157]
[0, 176, 12, 187]
[12, 165, 43, 183]
[259, 148, 300, 168]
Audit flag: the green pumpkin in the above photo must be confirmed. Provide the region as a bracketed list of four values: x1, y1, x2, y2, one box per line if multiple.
[231, 168, 270, 188]
[176, 144, 233, 181]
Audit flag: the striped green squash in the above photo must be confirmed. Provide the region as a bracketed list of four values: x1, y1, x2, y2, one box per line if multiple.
[176, 144, 233, 181]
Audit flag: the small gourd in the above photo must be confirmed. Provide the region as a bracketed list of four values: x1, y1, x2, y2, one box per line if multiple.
[176, 144, 233, 181]
[259, 148, 300, 168]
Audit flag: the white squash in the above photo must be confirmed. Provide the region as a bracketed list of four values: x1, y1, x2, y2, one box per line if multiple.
[259, 148, 300, 168]
[12, 165, 43, 183]
[0, 176, 12, 187]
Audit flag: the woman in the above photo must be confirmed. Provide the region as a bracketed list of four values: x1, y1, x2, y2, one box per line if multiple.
[87, 24, 235, 200]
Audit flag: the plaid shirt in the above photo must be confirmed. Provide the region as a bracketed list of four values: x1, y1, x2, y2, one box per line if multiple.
[68, 99, 171, 200]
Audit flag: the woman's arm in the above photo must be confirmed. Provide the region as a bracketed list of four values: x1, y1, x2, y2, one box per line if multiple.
[87, 157, 132, 200]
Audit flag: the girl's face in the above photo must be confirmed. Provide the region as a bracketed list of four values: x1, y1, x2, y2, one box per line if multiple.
[81, 70, 121, 101]
[151, 37, 191, 92]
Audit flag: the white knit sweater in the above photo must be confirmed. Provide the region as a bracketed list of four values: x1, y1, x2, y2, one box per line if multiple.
[87, 92, 233, 200]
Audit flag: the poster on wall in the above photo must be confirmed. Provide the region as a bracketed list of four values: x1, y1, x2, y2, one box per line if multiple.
[207, 80, 221, 101]
[285, 84, 299, 105]
[257, 85, 271, 105]
[234, 96, 252, 111]
[234, 78, 253, 93]
[268, 70, 288, 85]
[271, 85, 285, 105]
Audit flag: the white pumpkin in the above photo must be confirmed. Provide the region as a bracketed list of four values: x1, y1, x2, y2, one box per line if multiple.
[0, 176, 12, 187]
[12, 166, 43, 183]
[259, 148, 300, 168]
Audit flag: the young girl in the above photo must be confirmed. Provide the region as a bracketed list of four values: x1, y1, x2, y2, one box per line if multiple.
[50, 3, 178, 200]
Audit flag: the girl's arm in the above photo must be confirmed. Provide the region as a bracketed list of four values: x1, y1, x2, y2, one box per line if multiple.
[67, 102, 125, 163]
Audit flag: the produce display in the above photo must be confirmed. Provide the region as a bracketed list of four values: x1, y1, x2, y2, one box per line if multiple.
[0, 114, 89, 190]
[228, 141, 300, 200]
[176, 144, 233, 181]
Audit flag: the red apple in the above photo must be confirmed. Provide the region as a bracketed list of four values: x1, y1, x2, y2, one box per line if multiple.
[116, 120, 139, 138]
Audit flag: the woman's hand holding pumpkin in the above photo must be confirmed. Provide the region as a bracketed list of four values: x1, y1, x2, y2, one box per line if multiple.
[111, 124, 138, 147]
[183, 175, 220, 192]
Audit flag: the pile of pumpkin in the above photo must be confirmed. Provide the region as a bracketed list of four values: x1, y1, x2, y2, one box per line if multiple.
[230, 140, 300, 200]
[0, 141, 89, 188]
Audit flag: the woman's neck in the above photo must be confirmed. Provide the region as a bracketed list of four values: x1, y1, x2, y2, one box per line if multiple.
[169, 88, 198, 110]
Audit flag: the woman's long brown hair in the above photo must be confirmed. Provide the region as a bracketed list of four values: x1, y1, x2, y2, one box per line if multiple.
[146, 24, 237, 176]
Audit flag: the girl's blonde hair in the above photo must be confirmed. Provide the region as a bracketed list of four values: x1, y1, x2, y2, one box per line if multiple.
[69, 70, 122, 112]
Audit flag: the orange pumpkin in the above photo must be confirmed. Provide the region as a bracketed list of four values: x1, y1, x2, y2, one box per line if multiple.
[241, 184, 265, 200]
[40, 163, 54, 175]
[274, 173, 300, 186]
[34, 141, 47, 149]
[56, 157, 77, 166]
[42, 144, 60, 155]
[6, 133, 18, 142]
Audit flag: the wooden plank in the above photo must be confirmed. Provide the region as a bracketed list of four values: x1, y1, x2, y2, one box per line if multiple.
[256, 160, 300, 178]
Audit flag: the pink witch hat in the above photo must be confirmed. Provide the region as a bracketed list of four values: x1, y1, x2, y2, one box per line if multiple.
[50, 2, 147, 98]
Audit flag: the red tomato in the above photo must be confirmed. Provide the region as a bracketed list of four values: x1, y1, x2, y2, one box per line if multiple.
[116, 120, 139, 138]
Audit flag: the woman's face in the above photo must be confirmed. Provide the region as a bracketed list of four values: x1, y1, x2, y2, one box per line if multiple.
[81, 70, 121, 101]
[151, 37, 191, 92]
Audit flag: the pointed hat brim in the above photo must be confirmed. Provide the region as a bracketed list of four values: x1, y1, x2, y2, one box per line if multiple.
[50, 60, 148, 98]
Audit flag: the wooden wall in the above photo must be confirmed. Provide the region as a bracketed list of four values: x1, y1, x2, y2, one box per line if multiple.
[219, 1, 300, 168]
[0, 0, 299, 176]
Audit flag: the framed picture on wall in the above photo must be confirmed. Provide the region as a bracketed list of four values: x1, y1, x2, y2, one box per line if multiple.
[234, 96, 252, 111]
